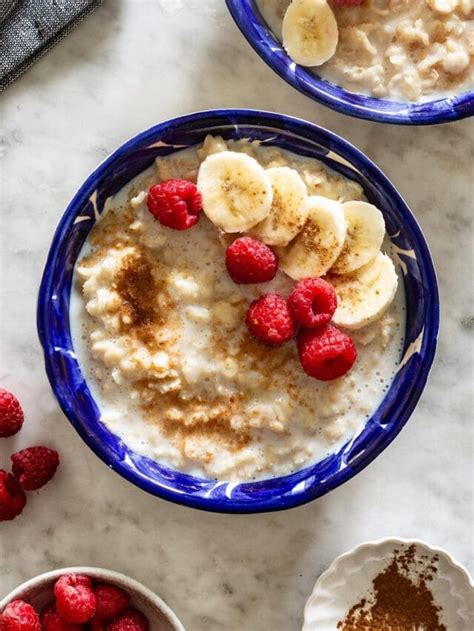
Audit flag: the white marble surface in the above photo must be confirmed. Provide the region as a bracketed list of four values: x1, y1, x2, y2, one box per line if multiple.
[0, 2, 473, 629]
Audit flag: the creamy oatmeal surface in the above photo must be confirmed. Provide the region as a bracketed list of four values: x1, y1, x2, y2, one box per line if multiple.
[71, 137, 405, 481]
[258, 0, 474, 102]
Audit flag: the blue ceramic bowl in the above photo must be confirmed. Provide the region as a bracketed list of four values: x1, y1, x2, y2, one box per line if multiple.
[226, 0, 474, 125]
[37, 109, 439, 513]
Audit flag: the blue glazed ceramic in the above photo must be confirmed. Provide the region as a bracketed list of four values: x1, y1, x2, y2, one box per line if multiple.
[37, 110, 439, 513]
[226, 0, 474, 125]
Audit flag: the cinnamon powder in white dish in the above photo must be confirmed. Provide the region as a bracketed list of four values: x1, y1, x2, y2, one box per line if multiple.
[337, 545, 446, 631]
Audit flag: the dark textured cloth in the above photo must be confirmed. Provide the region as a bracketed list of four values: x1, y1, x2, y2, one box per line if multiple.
[0, 0, 103, 90]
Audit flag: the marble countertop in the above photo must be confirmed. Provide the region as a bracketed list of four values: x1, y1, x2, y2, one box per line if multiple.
[0, 1, 473, 629]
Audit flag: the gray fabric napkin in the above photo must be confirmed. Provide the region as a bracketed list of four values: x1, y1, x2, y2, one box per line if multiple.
[0, 0, 103, 90]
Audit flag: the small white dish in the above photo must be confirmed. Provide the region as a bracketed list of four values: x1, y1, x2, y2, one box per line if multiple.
[303, 538, 474, 631]
[0, 567, 185, 631]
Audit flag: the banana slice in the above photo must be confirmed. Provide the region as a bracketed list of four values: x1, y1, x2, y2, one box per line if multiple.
[329, 252, 398, 330]
[282, 0, 339, 67]
[278, 195, 346, 280]
[197, 151, 273, 233]
[250, 166, 309, 247]
[331, 201, 386, 275]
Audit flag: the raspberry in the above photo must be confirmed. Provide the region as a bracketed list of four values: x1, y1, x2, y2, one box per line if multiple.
[106, 608, 149, 631]
[11, 446, 59, 491]
[0, 471, 26, 521]
[93, 584, 129, 621]
[246, 294, 295, 345]
[0, 601, 41, 631]
[147, 179, 202, 230]
[225, 236, 278, 284]
[54, 574, 96, 624]
[297, 325, 357, 381]
[40, 606, 82, 631]
[288, 278, 337, 329]
[0, 389, 24, 437]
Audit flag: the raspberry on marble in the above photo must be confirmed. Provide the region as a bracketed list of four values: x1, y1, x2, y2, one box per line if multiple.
[11, 446, 59, 491]
[0, 471, 26, 522]
[288, 278, 337, 329]
[0, 389, 24, 437]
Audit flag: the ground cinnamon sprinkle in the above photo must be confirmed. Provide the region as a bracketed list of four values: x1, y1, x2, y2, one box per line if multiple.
[337, 545, 446, 631]
[136, 380, 251, 452]
[113, 251, 167, 348]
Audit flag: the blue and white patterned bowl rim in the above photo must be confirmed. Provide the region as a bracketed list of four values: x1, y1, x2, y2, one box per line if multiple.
[37, 109, 439, 513]
[225, 0, 474, 125]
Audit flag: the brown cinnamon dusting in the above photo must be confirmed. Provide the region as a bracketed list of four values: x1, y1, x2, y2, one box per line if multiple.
[135, 322, 300, 451]
[164, 410, 251, 453]
[134, 317, 300, 452]
[113, 252, 162, 347]
[89, 207, 135, 247]
[337, 545, 446, 631]
[301, 219, 321, 253]
[236, 332, 296, 375]
[136, 381, 251, 451]
[299, 218, 340, 270]
[212, 323, 300, 398]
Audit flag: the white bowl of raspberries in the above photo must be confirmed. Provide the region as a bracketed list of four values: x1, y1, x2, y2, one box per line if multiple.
[0, 568, 185, 631]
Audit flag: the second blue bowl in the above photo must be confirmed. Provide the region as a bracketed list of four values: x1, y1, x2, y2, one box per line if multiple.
[226, 0, 474, 125]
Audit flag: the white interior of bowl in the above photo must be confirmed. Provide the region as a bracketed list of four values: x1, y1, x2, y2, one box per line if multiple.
[0, 567, 185, 631]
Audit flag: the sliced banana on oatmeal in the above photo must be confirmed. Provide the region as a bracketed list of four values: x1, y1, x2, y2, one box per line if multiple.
[197, 151, 273, 233]
[282, 0, 339, 67]
[329, 252, 398, 330]
[250, 166, 309, 247]
[330, 201, 386, 275]
[278, 195, 346, 280]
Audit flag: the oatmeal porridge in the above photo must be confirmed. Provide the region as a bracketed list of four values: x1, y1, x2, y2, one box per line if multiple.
[257, 0, 474, 102]
[70, 136, 405, 481]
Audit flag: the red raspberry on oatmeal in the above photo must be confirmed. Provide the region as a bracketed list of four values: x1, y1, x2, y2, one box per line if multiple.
[297, 325, 357, 381]
[225, 236, 278, 284]
[147, 179, 202, 230]
[246, 294, 295, 346]
[288, 278, 337, 329]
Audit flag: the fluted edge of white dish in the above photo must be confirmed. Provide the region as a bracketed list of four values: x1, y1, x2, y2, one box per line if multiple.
[0, 567, 185, 631]
[302, 537, 474, 631]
